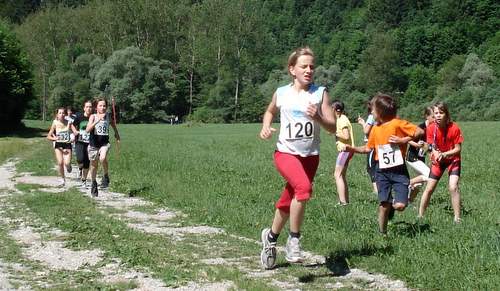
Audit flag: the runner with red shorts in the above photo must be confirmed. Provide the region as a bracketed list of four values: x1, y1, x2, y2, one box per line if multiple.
[418, 102, 464, 223]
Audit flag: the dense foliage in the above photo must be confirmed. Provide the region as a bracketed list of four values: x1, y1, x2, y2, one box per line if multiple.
[3, 0, 499, 122]
[0, 20, 33, 131]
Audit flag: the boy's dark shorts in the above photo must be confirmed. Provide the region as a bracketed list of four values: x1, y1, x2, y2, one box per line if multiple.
[375, 163, 410, 205]
[366, 150, 377, 183]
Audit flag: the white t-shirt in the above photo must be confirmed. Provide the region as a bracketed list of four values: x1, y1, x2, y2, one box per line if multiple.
[276, 84, 325, 157]
[364, 114, 376, 142]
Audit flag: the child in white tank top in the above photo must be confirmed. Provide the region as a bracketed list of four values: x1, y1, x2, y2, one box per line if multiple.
[258, 47, 337, 269]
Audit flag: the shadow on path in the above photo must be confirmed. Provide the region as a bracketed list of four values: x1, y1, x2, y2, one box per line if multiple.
[297, 244, 394, 283]
[392, 221, 432, 237]
[0, 124, 46, 138]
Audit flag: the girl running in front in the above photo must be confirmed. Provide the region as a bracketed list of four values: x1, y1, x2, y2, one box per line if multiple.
[47, 108, 77, 187]
[406, 106, 434, 202]
[357, 99, 378, 194]
[72, 100, 93, 188]
[259, 46, 336, 269]
[418, 102, 463, 223]
[344, 94, 423, 234]
[86, 98, 120, 197]
[332, 100, 354, 205]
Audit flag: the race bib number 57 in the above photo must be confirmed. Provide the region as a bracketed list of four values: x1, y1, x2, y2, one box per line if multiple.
[377, 144, 404, 169]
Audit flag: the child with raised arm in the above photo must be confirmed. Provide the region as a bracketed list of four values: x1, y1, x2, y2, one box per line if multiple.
[259, 46, 336, 269]
[419, 102, 463, 223]
[332, 100, 354, 205]
[344, 94, 423, 234]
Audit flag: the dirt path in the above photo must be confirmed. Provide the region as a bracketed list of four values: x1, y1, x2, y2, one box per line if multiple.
[1, 160, 410, 290]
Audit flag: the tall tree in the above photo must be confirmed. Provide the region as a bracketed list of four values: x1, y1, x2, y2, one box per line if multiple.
[0, 20, 33, 131]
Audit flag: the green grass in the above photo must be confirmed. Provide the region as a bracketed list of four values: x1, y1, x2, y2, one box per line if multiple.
[3, 121, 500, 290]
[104, 122, 500, 290]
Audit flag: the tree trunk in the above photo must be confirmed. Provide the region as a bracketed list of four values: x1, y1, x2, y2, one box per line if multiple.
[42, 67, 47, 121]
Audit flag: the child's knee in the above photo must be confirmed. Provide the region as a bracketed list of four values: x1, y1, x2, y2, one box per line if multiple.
[393, 202, 406, 211]
[448, 184, 459, 193]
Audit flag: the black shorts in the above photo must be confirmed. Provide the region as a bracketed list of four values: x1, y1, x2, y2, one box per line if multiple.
[75, 142, 90, 169]
[366, 150, 376, 182]
[375, 163, 410, 205]
[54, 142, 72, 150]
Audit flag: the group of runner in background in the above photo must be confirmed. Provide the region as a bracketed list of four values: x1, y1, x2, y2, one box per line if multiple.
[46, 99, 120, 197]
[259, 46, 464, 270]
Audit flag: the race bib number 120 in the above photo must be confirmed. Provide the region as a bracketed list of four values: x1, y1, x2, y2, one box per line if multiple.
[285, 121, 314, 141]
[377, 144, 404, 169]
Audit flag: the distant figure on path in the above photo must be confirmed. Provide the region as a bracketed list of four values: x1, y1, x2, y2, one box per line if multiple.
[259, 46, 336, 269]
[47, 107, 77, 187]
[418, 102, 463, 223]
[344, 94, 423, 235]
[86, 98, 120, 197]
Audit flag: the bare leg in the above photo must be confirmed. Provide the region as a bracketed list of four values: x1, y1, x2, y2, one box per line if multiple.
[54, 149, 64, 180]
[63, 149, 72, 171]
[271, 209, 289, 235]
[289, 198, 306, 233]
[418, 178, 439, 218]
[448, 175, 461, 222]
[378, 202, 391, 234]
[410, 175, 426, 187]
[90, 159, 99, 181]
[82, 168, 89, 180]
[409, 175, 425, 202]
[334, 165, 349, 204]
[99, 147, 110, 175]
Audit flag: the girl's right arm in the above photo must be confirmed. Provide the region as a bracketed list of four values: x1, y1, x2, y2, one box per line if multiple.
[344, 144, 371, 154]
[47, 124, 56, 141]
[86, 114, 95, 133]
[259, 93, 278, 140]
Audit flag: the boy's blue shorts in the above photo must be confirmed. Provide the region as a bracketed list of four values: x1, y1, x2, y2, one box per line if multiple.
[375, 163, 410, 205]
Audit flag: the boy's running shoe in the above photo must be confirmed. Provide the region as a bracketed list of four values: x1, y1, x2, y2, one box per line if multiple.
[285, 235, 303, 263]
[91, 181, 98, 197]
[260, 228, 277, 269]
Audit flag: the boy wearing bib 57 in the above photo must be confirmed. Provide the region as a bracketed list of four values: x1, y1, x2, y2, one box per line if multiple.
[86, 98, 120, 197]
[344, 94, 423, 234]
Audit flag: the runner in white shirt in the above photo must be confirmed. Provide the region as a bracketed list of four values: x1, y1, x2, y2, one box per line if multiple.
[258, 46, 336, 269]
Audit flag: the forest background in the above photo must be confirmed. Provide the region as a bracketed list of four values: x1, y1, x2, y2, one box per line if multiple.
[1, 0, 499, 125]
